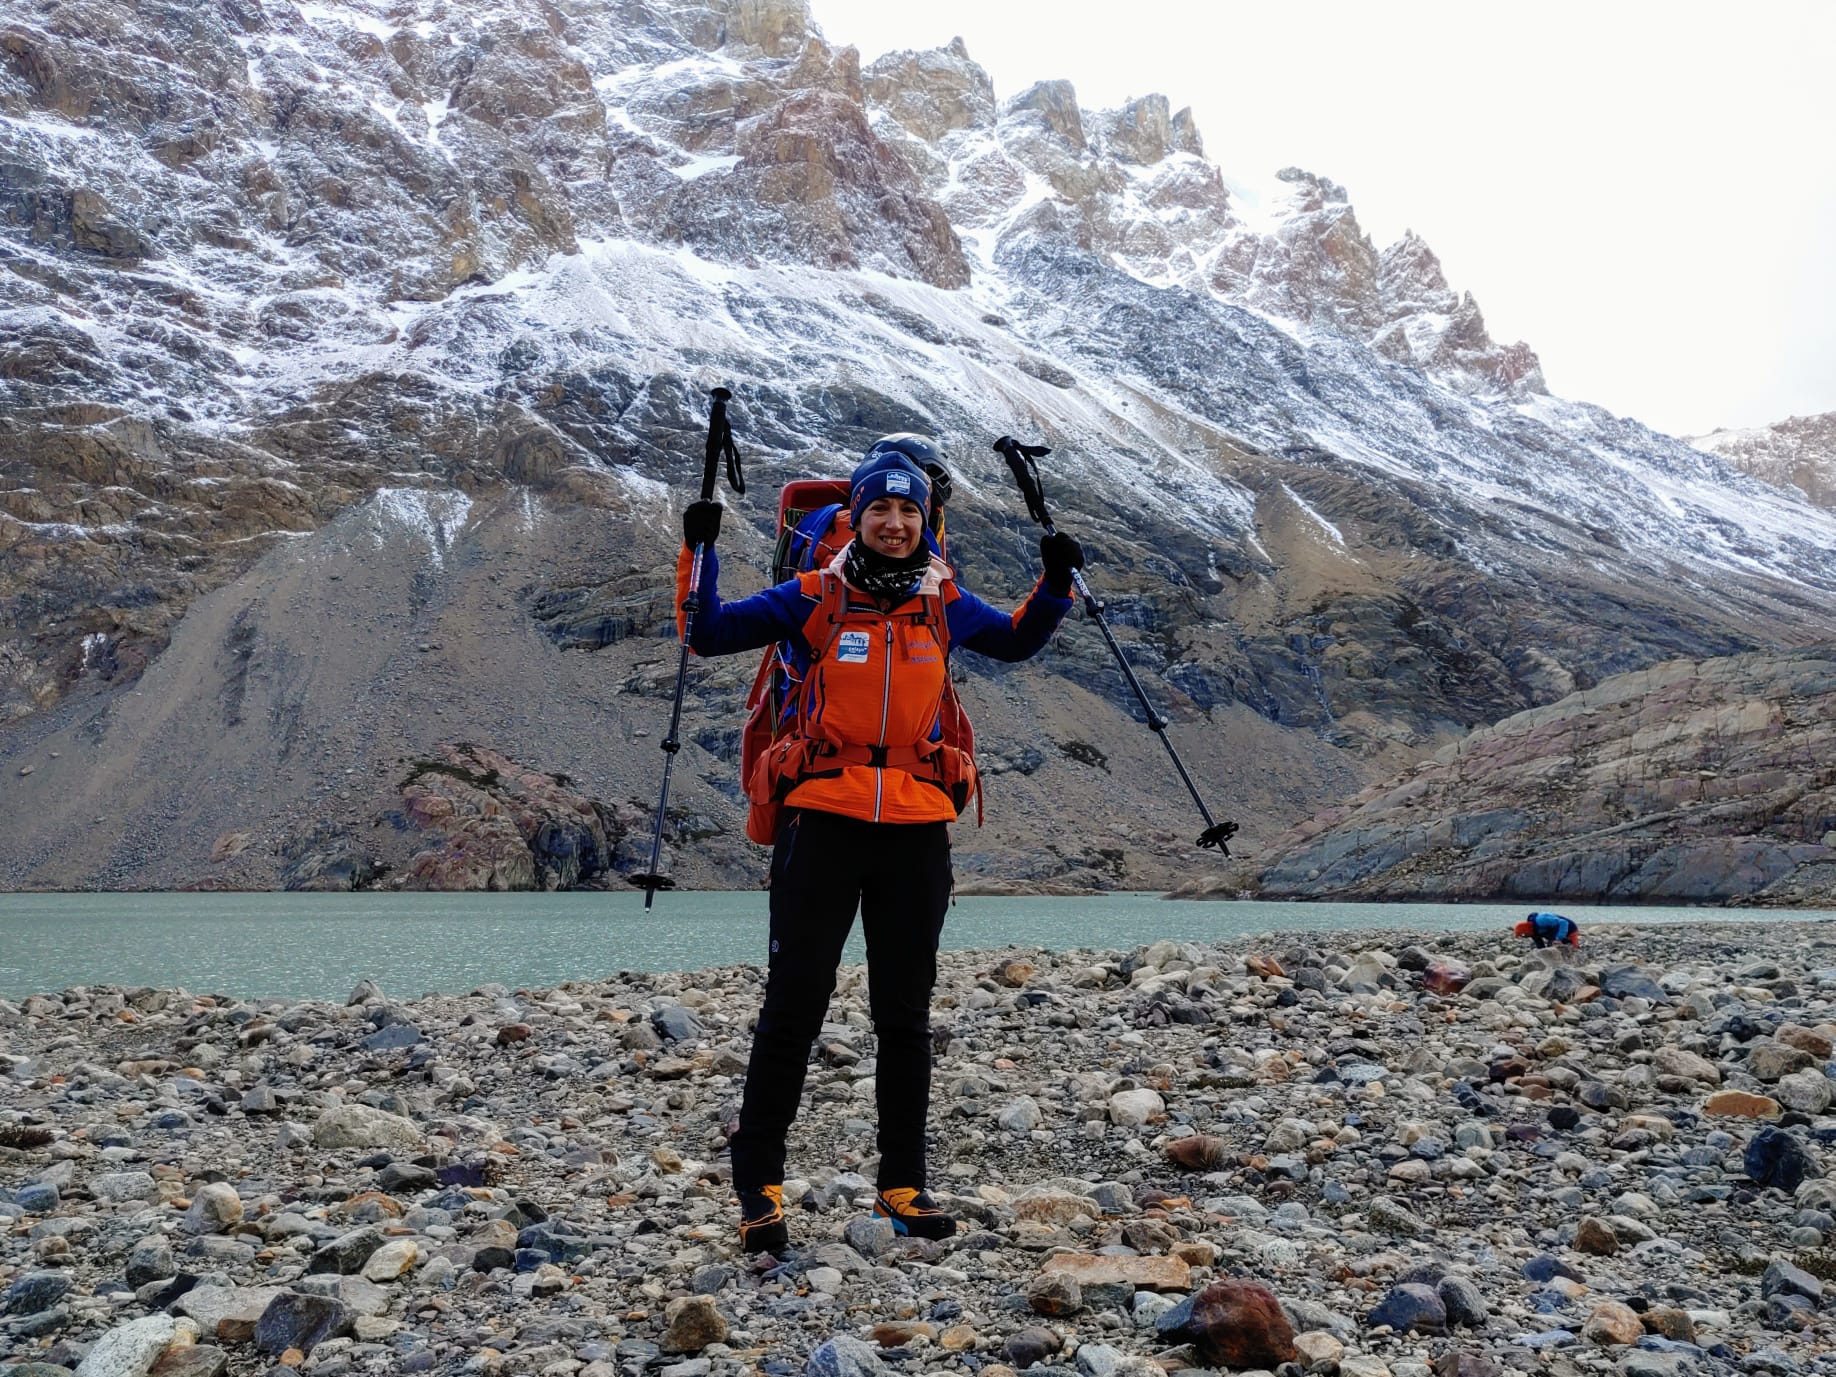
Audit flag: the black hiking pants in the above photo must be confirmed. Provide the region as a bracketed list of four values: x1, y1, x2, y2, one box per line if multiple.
[729, 808, 952, 1193]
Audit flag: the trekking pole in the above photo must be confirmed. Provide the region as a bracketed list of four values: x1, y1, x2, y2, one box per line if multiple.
[992, 435, 1238, 854]
[630, 387, 746, 908]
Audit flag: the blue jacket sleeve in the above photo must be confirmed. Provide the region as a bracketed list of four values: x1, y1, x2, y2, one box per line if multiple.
[945, 576, 1073, 662]
[677, 546, 812, 656]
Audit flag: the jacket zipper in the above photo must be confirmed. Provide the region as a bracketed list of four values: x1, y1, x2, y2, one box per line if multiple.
[874, 620, 893, 821]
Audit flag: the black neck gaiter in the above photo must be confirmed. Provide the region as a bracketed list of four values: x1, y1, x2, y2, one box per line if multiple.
[842, 539, 929, 603]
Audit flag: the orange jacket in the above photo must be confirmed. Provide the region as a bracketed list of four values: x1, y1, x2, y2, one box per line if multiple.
[675, 544, 1071, 825]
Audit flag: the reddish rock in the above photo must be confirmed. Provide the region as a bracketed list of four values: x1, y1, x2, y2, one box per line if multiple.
[1582, 1301, 1643, 1346]
[1643, 1308, 1697, 1342]
[869, 1322, 936, 1347]
[1025, 1270, 1081, 1317]
[330, 1191, 404, 1220]
[496, 1023, 533, 1045]
[1704, 1090, 1782, 1119]
[1164, 1135, 1228, 1171]
[993, 959, 1036, 988]
[1136, 1190, 1191, 1211]
[1166, 1278, 1299, 1369]
[1245, 954, 1285, 979]
[1573, 1217, 1619, 1255]
[1777, 1024, 1835, 1059]
[1423, 958, 1472, 995]
[394, 744, 622, 892]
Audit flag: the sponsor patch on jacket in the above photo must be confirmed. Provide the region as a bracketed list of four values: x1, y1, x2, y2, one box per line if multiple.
[836, 630, 871, 663]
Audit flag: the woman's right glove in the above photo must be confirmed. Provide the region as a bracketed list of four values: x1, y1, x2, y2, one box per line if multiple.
[682, 500, 723, 550]
[1039, 531, 1085, 593]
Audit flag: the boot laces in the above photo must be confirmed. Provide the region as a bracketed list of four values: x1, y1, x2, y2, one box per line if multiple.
[877, 1186, 939, 1216]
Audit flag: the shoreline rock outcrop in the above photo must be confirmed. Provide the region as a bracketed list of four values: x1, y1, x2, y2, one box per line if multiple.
[1227, 650, 1836, 907]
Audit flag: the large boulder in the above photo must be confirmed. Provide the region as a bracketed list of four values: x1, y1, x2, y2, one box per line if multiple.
[388, 744, 622, 892]
[310, 1106, 423, 1152]
[1158, 1278, 1298, 1368]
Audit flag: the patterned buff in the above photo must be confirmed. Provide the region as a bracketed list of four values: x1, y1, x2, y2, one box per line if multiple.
[842, 539, 930, 602]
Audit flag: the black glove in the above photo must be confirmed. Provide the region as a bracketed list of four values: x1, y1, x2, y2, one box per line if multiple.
[1040, 531, 1084, 591]
[682, 500, 723, 550]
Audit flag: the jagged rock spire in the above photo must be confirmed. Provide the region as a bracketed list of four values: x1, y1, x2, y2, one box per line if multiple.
[863, 36, 996, 140]
[714, 0, 813, 57]
[1003, 80, 1086, 149]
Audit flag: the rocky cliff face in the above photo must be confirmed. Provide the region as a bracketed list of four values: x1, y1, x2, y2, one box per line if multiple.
[4, 0, 1836, 891]
[1227, 650, 1836, 906]
[1693, 412, 1836, 512]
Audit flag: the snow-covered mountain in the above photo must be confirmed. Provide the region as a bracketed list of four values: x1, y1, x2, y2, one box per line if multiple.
[4, 0, 1835, 890]
[1692, 412, 1836, 512]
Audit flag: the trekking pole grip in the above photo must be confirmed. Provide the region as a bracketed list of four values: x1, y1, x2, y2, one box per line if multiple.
[702, 387, 733, 502]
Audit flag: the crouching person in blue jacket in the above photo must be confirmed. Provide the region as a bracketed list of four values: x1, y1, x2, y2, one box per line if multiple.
[1516, 911, 1580, 949]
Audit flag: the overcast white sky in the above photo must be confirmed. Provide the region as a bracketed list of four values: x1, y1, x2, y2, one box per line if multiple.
[809, 0, 1834, 438]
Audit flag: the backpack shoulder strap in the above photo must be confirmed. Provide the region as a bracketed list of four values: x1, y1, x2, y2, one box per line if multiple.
[800, 570, 851, 661]
[926, 579, 958, 653]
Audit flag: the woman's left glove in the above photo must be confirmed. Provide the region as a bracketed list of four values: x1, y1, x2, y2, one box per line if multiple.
[682, 500, 723, 550]
[1040, 531, 1084, 592]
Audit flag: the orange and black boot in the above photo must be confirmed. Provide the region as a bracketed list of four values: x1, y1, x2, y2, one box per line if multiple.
[737, 1184, 788, 1255]
[873, 1186, 957, 1240]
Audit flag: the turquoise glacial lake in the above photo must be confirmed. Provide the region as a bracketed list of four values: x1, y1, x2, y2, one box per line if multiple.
[2, 891, 1831, 1002]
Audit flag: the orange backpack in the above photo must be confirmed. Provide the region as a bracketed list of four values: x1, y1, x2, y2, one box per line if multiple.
[737, 479, 978, 844]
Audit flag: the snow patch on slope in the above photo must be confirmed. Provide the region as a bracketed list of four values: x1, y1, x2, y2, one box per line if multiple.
[1281, 484, 1346, 545]
[367, 488, 473, 567]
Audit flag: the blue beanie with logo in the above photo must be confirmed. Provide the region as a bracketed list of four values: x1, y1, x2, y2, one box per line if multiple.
[849, 452, 931, 529]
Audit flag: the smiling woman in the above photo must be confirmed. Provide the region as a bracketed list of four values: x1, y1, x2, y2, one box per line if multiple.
[672, 430, 1079, 1250]
[808, 0, 1836, 435]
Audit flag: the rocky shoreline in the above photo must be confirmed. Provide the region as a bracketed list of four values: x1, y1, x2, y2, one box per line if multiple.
[3, 923, 1835, 1377]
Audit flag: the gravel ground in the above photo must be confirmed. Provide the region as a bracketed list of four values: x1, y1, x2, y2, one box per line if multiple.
[3, 922, 1835, 1377]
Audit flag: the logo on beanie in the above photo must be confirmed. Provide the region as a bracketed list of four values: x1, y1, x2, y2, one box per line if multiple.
[884, 470, 911, 495]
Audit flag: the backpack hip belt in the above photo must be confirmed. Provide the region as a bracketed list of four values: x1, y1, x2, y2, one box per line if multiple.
[749, 735, 976, 808]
